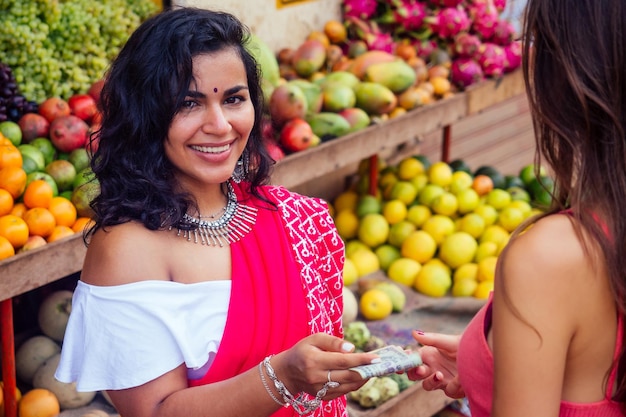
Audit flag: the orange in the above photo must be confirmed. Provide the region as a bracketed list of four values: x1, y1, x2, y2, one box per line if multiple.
[0, 165, 27, 199]
[10, 202, 27, 218]
[48, 196, 77, 227]
[0, 235, 15, 260]
[23, 207, 56, 238]
[23, 179, 54, 209]
[46, 225, 75, 243]
[0, 143, 23, 169]
[0, 188, 13, 216]
[359, 288, 393, 321]
[18, 388, 60, 417]
[0, 214, 29, 249]
[472, 175, 494, 196]
[323, 20, 347, 44]
[71, 216, 94, 233]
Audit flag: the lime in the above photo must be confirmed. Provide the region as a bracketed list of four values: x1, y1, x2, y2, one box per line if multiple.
[507, 200, 532, 216]
[421, 214, 455, 245]
[424, 258, 452, 275]
[387, 257, 421, 287]
[428, 161, 453, 188]
[473, 204, 498, 226]
[456, 188, 481, 214]
[348, 247, 381, 277]
[414, 263, 452, 297]
[342, 258, 359, 286]
[485, 189, 512, 210]
[29, 138, 57, 166]
[458, 212, 486, 239]
[507, 186, 531, 203]
[389, 181, 418, 205]
[430, 192, 458, 216]
[497, 206, 525, 232]
[453, 263, 478, 282]
[375, 244, 402, 271]
[519, 163, 548, 186]
[439, 231, 478, 269]
[73, 167, 96, 189]
[401, 230, 437, 263]
[479, 225, 510, 247]
[409, 173, 429, 193]
[334, 209, 359, 240]
[0, 121, 22, 146]
[18, 144, 46, 174]
[387, 220, 416, 248]
[406, 204, 431, 227]
[45, 159, 77, 193]
[418, 184, 445, 206]
[357, 213, 389, 248]
[397, 157, 425, 180]
[449, 170, 473, 194]
[356, 194, 382, 217]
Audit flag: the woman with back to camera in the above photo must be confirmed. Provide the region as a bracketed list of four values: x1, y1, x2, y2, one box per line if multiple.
[54, 7, 380, 417]
[407, 0, 625, 416]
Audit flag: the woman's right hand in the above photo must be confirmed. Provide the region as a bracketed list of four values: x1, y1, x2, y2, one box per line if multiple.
[407, 331, 465, 399]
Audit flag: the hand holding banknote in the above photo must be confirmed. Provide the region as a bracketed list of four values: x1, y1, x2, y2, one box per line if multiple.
[349, 345, 422, 379]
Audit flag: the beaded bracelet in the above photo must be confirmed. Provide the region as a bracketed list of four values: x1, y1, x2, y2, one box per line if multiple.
[262, 355, 337, 416]
[258, 361, 287, 407]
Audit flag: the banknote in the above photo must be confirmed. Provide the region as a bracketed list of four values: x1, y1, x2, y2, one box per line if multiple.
[349, 345, 423, 379]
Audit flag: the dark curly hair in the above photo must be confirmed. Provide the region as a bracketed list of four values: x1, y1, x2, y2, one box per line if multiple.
[87, 7, 271, 237]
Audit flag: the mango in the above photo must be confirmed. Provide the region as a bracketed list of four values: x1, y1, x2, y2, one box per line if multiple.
[315, 71, 361, 90]
[288, 79, 323, 115]
[291, 39, 327, 78]
[349, 50, 398, 79]
[353, 82, 398, 115]
[363, 60, 417, 94]
[338, 107, 371, 133]
[245, 34, 280, 105]
[269, 83, 308, 128]
[322, 84, 356, 113]
[306, 112, 352, 141]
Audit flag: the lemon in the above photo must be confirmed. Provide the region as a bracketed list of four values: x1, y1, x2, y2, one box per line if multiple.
[424, 258, 452, 275]
[348, 247, 381, 277]
[453, 262, 478, 282]
[358, 213, 390, 248]
[382, 199, 408, 225]
[439, 231, 478, 269]
[397, 157, 425, 180]
[474, 241, 498, 262]
[388, 220, 416, 248]
[452, 279, 479, 297]
[449, 171, 473, 194]
[418, 184, 445, 206]
[375, 244, 402, 271]
[497, 206, 525, 232]
[359, 288, 393, 320]
[473, 280, 494, 299]
[456, 188, 481, 214]
[410, 173, 429, 193]
[356, 194, 383, 217]
[428, 161, 453, 188]
[421, 214, 455, 245]
[458, 213, 486, 239]
[345, 239, 369, 257]
[507, 200, 532, 216]
[406, 204, 431, 227]
[389, 181, 418, 205]
[401, 230, 437, 263]
[342, 258, 359, 286]
[333, 190, 359, 213]
[430, 192, 458, 216]
[485, 189, 512, 210]
[414, 263, 452, 297]
[477, 256, 498, 282]
[334, 209, 359, 240]
[479, 224, 510, 247]
[473, 204, 498, 226]
[387, 257, 422, 286]
[379, 170, 398, 191]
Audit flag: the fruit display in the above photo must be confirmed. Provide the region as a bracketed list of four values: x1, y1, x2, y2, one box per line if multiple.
[332, 155, 553, 308]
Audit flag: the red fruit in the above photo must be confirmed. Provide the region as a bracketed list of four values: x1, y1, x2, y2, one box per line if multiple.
[279, 118, 314, 153]
[265, 140, 285, 162]
[88, 79, 105, 104]
[68, 94, 98, 123]
[269, 84, 308, 129]
[18, 113, 50, 143]
[49, 115, 89, 153]
[39, 97, 71, 123]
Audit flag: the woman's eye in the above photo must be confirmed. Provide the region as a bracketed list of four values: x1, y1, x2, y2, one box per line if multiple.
[181, 100, 198, 109]
[225, 95, 245, 105]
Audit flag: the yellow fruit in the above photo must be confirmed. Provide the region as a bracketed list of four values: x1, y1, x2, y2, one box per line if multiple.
[333, 190, 359, 212]
[458, 213, 486, 239]
[387, 257, 421, 286]
[410, 173, 429, 193]
[474, 241, 499, 263]
[430, 76, 452, 96]
[389, 181, 418, 205]
[430, 192, 458, 216]
[345, 239, 369, 257]
[421, 214, 455, 245]
[418, 183, 445, 206]
[474, 280, 495, 299]
[357, 213, 389, 248]
[473, 204, 498, 226]
[428, 161, 453, 188]
[485, 189, 512, 210]
[449, 171, 473, 194]
[397, 157, 425, 180]
[497, 206, 525, 232]
[477, 256, 498, 282]
[401, 230, 437, 264]
[379, 170, 398, 191]
[375, 281, 407, 312]
[348, 247, 381, 277]
[507, 200, 532, 216]
[334, 209, 359, 240]
[414, 263, 452, 297]
[382, 199, 408, 225]
[452, 278, 479, 297]
[359, 288, 393, 320]
[356, 194, 383, 217]
[406, 204, 431, 227]
[424, 258, 452, 275]
[387, 220, 416, 248]
[453, 262, 478, 282]
[479, 224, 510, 247]
[439, 231, 478, 269]
[456, 188, 481, 214]
[343, 258, 359, 286]
[375, 244, 402, 271]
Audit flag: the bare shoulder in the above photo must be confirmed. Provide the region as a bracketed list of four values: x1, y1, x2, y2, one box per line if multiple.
[81, 222, 170, 286]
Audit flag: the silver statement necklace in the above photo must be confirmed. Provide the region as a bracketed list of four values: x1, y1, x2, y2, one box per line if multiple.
[172, 182, 258, 247]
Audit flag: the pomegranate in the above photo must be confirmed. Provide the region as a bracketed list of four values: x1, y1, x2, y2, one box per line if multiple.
[18, 113, 50, 143]
[265, 140, 286, 162]
[68, 94, 97, 123]
[49, 115, 89, 153]
[87, 79, 105, 104]
[279, 118, 314, 153]
[38, 97, 71, 123]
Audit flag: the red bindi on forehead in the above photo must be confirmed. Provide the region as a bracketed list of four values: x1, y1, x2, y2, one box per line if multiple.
[213, 88, 218, 93]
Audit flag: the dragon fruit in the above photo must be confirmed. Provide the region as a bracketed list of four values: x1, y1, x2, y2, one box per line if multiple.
[392, 0, 428, 31]
[468, 0, 499, 40]
[345, 16, 396, 53]
[492, 0, 506, 13]
[432, 0, 465, 6]
[503, 40, 522, 72]
[426, 7, 471, 39]
[476, 42, 506, 77]
[412, 38, 439, 59]
[451, 58, 484, 88]
[342, 0, 380, 20]
[491, 19, 517, 46]
[453, 32, 482, 58]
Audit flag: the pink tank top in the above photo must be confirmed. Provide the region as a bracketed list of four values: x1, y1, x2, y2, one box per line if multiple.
[457, 293, 623, 417]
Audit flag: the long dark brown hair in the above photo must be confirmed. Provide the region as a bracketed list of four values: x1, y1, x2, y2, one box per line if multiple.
[518, 0, 626, 405]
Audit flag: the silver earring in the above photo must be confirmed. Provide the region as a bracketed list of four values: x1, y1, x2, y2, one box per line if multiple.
[232, 150, 249, 183]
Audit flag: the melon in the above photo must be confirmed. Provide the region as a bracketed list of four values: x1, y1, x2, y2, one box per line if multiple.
[342, 286, 359, 325]
[15, 335, 61, 385]
[32, 353, 96, 409]
[37, 290, 73, 342]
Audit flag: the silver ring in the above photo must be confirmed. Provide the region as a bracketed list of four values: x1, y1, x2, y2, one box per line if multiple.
[326, 370, 340, 388]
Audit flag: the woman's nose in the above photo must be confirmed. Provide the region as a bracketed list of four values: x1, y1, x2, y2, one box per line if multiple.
[202, 104, 231, 135]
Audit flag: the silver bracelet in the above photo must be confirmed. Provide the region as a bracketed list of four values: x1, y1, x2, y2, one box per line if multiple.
[258, 361, 287, 407]
[262, 355, 338, 416]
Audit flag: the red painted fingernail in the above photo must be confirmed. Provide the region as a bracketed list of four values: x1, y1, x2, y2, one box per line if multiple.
[433, 373, 441, 382]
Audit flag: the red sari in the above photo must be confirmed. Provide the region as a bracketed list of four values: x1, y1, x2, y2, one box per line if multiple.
[188, 183, 347, 417]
